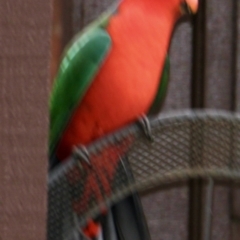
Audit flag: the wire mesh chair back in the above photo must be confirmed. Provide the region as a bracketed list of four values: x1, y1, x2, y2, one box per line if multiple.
[48, 110, 240, 240]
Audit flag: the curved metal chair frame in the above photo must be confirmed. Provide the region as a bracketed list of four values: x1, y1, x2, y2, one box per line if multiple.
[48, 110, 240, 240]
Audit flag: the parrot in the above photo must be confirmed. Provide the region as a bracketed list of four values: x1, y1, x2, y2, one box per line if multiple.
[49, 0, 198, 239]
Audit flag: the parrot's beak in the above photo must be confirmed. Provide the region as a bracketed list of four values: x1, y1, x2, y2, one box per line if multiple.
[180, 0, 198, 15]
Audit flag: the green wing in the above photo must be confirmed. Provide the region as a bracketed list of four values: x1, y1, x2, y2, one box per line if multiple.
[148, 55, 170, 115]
[49, 12, 116, 156]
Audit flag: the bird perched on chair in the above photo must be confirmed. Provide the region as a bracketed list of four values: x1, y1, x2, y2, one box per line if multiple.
[49, 0, 198, 239]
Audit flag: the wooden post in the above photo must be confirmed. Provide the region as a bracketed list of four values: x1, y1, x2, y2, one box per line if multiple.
[0, 1, 51, 239]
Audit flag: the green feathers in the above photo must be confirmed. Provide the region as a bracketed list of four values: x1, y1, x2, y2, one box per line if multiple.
[49, 3, 120, 156]
[49, 29, 112, 156]
[148, 56, 170, 115]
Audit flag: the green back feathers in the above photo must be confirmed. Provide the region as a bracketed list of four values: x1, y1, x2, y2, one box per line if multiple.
[49, 29, 112, 156]
[49, 3, 120, 157]
[148, 55, 170, 115]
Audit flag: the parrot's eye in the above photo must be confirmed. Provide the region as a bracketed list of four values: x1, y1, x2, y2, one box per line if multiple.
[180, 1, 192, 15]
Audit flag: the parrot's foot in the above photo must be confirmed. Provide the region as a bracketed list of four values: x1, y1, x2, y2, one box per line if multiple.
[137, 115, 154, 142]
[73, 145, 91, 166]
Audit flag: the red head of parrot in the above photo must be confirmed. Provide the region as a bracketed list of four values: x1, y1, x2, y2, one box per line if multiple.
[50, 0, 199, 162]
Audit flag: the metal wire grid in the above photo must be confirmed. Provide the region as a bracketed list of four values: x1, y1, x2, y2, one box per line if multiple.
[48, 110, 240, 240]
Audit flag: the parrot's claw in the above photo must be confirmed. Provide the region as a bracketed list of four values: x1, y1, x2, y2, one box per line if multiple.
[73, 145, 91, 166]
[137, 115, 154, 142]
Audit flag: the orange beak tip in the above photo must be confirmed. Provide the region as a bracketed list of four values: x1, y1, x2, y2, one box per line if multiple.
[187, 0, 199, 14]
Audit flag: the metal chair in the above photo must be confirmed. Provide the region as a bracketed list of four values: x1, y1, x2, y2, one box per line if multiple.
[48, 110, 240, 240]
